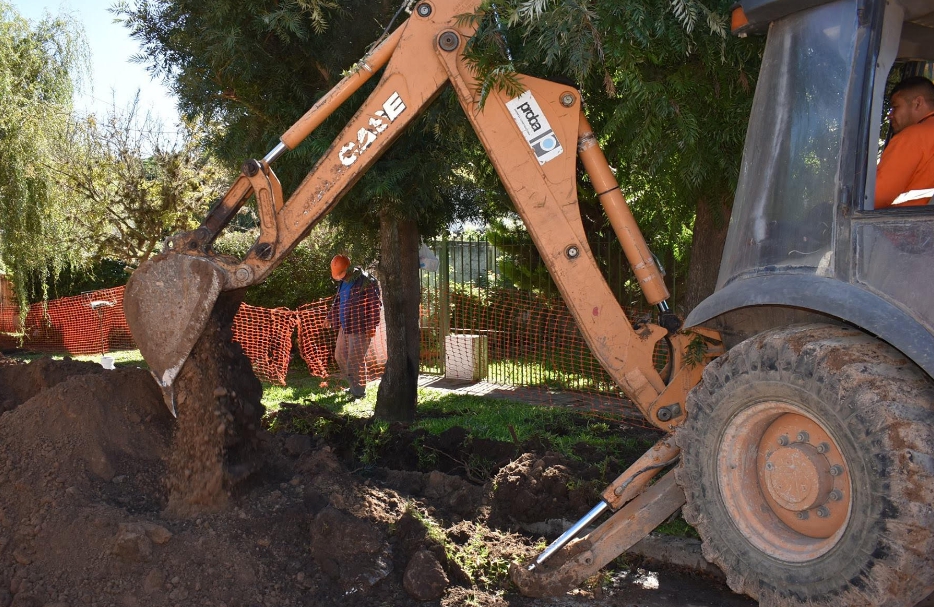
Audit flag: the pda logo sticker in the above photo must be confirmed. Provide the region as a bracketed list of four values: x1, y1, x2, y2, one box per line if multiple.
[506, 91, 563, 165]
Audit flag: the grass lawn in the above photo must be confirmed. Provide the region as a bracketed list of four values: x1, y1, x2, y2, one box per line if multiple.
[8, 348, 657, 460]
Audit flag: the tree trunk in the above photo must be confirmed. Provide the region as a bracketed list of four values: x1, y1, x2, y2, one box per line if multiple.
[682, 196, 732, 315]
[374, 213, 421, 422]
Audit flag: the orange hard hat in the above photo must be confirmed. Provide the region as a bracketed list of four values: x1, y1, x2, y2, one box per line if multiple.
[330, 254, 351, 280]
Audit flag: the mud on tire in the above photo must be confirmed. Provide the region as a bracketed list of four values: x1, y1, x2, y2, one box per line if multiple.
[675, 324, 934, 607]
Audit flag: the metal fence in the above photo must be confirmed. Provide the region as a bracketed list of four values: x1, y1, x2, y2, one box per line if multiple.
[418, 231, 665, 393]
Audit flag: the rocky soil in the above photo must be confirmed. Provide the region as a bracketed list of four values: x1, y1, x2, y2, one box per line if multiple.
[0, 355, 750, 607]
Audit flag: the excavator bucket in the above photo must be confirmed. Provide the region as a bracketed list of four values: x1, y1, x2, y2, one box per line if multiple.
[124, 253, 227, 414]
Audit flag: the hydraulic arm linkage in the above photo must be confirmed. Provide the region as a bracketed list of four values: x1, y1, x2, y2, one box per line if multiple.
[123, 0, 722, 595]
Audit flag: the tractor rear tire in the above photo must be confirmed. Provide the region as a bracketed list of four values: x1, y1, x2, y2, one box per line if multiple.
[676, 324, 934, 607]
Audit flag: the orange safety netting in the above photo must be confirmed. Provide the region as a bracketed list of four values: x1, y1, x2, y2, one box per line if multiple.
[0, 287, 134, 355]
[295, 296, 388, 384]
[230, 304, 297, 385]
[418, 287, 663, 424]
[0, 283, 664, 425]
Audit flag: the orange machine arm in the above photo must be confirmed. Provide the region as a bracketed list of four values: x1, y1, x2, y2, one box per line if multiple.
[164, 0, 718, 427]
[130, 0, 724, 594]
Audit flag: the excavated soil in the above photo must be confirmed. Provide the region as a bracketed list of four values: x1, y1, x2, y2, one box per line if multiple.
[0, 355, 749, 607]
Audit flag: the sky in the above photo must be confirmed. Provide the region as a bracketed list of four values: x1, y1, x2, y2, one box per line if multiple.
[10, 0, 181, 130]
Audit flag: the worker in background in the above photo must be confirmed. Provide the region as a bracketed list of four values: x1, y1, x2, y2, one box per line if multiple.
[875, 76, 934, 208]
[326, 254, 382, 399]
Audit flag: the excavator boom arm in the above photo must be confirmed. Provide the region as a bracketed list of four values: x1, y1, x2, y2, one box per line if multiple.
[124, 0, 723, 595]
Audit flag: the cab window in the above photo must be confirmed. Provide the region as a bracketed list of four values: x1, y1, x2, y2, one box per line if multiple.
[864, 2, 934, 210]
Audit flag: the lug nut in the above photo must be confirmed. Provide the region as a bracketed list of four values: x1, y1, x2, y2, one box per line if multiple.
[816, 506, 830, 518]
[796, 431, 810, 443]
[797, 511, 809, 520]
[829, 489, 843, 502]
[816, 442, 830, 454]
[777, 435, 789, 446]
[829, 464, 843, 477]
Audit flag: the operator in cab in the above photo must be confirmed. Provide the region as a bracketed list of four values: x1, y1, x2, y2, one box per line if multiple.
[874, 76, 934, 208]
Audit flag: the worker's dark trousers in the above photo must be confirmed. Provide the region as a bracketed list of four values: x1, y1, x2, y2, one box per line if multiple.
[335, 328, 371, 397]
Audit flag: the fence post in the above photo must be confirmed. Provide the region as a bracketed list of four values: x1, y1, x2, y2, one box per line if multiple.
[439, 235, 450, 375]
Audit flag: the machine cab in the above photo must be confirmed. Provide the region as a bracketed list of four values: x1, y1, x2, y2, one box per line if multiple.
[686, 0, 934, 378]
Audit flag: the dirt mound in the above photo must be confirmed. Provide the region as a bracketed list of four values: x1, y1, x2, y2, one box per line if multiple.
[0, 356, 725, 607]
[0, 357, 104, 415]
[487, 453, 601, 528]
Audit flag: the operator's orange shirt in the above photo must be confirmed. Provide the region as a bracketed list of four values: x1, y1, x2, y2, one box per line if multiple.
[875, 111, 934, 208]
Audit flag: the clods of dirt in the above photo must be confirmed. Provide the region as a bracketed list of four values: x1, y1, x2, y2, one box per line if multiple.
[166, 291, 265, 516]
[0, 355, 715, 607]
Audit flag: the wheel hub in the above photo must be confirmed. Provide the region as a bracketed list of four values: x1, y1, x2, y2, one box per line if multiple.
[756, 412, 850, 538]
[718, 404, 853, 561]
[763, 442, 832, 511]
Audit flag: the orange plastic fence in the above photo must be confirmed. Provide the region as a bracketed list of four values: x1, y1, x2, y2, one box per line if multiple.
[0, 285, 659, 423]
[0, 287, 134, 356]
[230, 304, 297, 385]
[419, 287, 663, 424]
[295, 298, 387, 384]
[0, 286, 391, 387]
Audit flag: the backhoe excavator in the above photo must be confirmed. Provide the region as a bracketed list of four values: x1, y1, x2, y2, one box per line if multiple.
[123, 0, 934, 605]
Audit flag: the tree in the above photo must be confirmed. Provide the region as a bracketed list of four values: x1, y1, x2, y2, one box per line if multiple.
[52, 100, 231, 267]
[116, 0, 500, 421]
[343, 94, 503, 421]
[465, 0, 762, 312]
[0, 2, 89, 309]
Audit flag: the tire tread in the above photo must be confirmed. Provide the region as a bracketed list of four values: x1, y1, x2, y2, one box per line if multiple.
[677, 324, 934, 607]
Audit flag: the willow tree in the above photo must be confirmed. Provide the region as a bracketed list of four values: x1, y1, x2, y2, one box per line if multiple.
[0, 3, 89, 308]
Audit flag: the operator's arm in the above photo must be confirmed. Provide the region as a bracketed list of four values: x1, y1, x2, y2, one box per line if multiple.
[875, 129, 927, 208]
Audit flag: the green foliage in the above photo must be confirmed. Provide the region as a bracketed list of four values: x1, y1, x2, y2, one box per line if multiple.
[684, 330, 712, 367]
[211, 224, 378, 308]
[111, 1, 373, 188]
[52, 104, 232, 267]
[116, 0, 509, 239]
[24, 258, 130, 303]
[253, 372, 651, 463]
[413, 435, 439, 470]
[404, 507, 513, 590]
[450, 524, 513, 588]
[259, 369, 376, 416]
[461, 0, 763, 304]
[0, 3, 89, 309]
[355, 420, 390, 465]
[483, 219, 556, 294]
[405, 505, 450, 546]
[655, 513, 700, 538]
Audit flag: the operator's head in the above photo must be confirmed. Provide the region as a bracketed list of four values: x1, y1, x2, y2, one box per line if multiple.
[889, 76, 934, 134]
[330, 254, 351, 280]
